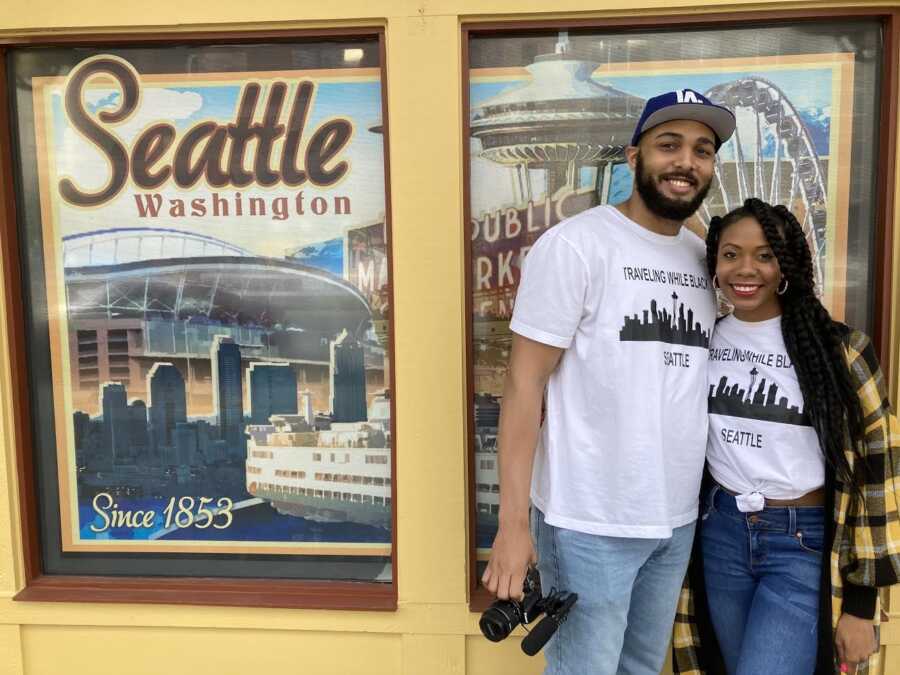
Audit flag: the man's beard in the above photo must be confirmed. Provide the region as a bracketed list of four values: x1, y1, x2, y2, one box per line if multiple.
[634, 153, 712, 221]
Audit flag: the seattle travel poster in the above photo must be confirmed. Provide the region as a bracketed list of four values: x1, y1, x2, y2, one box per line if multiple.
[468, 40, 856, 551]
[31, 52, 393, 559]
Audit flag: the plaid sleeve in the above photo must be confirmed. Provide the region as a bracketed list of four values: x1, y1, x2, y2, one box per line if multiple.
[672, 575, 704, 675]
[841, 329, 900, 589]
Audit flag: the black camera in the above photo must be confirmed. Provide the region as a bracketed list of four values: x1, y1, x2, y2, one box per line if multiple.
[479, 566, 578, 656]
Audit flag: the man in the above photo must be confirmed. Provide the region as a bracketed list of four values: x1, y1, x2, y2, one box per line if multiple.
[481, 90, 736, 675]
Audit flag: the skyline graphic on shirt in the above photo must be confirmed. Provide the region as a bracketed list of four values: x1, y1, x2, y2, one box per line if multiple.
[708, 369, 811, 426]
[619, 293, 710, 348]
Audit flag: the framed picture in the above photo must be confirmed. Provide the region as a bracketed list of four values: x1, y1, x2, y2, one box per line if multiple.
[463, 16, 894, 603]
[3, 30, 396, 607]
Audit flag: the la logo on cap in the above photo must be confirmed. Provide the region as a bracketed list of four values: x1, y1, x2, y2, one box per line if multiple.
[675, 89, 701, 104]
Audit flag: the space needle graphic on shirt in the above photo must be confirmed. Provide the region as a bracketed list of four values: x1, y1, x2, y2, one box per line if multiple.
[619, 292, 710, 348]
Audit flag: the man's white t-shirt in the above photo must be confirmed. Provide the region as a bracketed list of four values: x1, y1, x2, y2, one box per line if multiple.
[511, 205, 716, 539]
[706, 314, 824, 500]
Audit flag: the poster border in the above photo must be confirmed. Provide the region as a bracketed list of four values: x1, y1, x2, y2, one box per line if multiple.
[1, 26, 398, 611]
[31, 65, 391, 557]
[461, 9, 900, 612]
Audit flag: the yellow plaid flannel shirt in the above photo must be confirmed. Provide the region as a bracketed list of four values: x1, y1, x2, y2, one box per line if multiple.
[673, 328, 900, 675]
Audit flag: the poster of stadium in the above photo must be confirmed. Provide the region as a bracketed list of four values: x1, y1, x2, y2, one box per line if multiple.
[28, 49, 393, 562]
[468, 40, 857, 554]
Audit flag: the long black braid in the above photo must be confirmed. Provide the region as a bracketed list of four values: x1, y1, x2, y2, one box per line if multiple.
[706, 198, 866, 498]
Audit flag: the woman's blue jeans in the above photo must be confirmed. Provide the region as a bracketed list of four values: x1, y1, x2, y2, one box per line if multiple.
[700, 484, 825, 675]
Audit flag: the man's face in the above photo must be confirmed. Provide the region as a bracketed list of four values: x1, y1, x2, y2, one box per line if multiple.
[628, 119, 717, 221]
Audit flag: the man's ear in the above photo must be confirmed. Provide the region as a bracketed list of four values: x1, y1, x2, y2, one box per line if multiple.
[624, 145, 639, 171]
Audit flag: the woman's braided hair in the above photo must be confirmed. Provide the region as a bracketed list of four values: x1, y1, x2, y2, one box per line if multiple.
[706, 198, 866, 495]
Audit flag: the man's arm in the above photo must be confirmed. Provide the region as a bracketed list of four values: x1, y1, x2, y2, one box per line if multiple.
[481, 333, 563, 600]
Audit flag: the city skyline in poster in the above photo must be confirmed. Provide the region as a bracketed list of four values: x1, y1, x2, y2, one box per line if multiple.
[32, 54, 394, 562]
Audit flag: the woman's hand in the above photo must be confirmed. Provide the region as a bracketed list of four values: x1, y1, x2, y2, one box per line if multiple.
[835, 613, 877, 670]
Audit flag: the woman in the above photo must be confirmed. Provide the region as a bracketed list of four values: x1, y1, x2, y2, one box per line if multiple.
[672, 198, 900, 674]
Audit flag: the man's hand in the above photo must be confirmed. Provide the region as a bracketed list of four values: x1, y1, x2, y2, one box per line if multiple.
[481, 521, 537, 601]
[835, 613, 877, 670]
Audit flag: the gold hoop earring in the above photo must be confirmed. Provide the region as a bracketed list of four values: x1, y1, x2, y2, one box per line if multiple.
[777, 278, 789, 295]
[713, 274, 720, 290]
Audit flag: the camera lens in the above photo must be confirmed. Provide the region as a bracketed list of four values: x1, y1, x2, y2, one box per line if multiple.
[479, 603, 519, 642]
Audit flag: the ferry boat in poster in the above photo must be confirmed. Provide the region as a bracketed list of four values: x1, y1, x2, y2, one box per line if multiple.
[245, 390, 392, 528]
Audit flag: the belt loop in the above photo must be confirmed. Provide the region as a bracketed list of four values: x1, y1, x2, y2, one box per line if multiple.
[788, 506, 796, 534]
[709, 484, 720, 510]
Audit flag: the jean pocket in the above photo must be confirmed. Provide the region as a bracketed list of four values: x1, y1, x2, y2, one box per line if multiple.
[795, 527, 824, 555]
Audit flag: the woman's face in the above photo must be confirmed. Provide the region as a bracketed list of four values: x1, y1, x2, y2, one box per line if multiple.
[715, 216, 783, 322]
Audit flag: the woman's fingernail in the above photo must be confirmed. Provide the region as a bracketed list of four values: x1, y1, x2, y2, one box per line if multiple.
[840, 664, 849, 673]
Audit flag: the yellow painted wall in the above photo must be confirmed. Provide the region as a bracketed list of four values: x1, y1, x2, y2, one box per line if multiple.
[0, 1, 898, 673]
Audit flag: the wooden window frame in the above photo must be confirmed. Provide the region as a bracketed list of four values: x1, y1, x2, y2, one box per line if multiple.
[461, 9, 900, 612]
[0, 26, 398, 611]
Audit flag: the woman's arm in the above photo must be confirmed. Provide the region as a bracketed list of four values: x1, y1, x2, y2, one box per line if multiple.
[841, 329, 900, 592]
[835, 329, 900, 666]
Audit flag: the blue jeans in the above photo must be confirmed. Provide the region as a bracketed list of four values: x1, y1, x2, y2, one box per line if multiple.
[530, 506, 696, 675]
[700, 484, 824, 675]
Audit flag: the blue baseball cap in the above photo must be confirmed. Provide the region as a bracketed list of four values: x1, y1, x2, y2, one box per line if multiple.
[630, 89, 736, 150]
